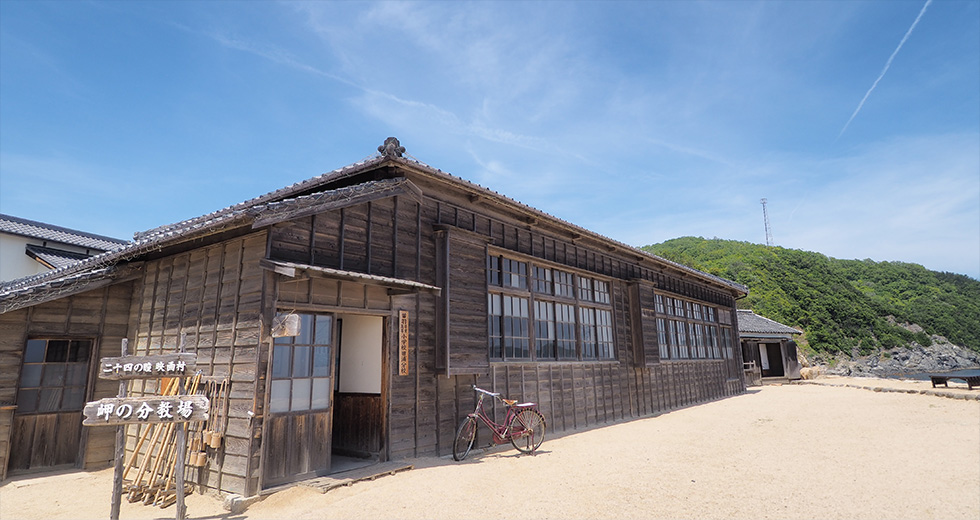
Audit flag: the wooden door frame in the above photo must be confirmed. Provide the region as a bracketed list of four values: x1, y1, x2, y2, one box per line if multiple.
[332, 312, 389, 463]
[259, 311, 339, 488]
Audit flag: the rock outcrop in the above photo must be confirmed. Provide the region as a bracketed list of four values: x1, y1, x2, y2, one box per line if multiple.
[817, 333, 980, 377]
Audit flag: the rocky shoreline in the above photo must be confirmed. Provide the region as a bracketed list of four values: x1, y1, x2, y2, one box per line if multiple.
[811, 333, 980, 378]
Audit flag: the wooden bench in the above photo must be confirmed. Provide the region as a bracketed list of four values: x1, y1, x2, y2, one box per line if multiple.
[930, 374, 980, 390]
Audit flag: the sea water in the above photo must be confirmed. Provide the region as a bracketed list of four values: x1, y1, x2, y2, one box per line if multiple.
[882, 368, 980, 381]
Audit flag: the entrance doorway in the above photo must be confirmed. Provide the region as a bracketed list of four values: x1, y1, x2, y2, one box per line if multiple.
[261, 311, 386, 488]
[332, 315, 385, 466]
[759, 342, 785, 377]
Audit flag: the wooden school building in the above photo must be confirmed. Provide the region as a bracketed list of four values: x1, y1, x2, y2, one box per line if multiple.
[0, 138, 749, 496]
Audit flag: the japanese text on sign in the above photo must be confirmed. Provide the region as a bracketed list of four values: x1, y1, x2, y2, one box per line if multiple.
[83, 396, 209, 426]
[99, 353, 197, 380]
[399, 310, 410, 376]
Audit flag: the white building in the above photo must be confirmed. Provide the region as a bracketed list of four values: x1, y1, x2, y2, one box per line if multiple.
[0, 214, 128, 283]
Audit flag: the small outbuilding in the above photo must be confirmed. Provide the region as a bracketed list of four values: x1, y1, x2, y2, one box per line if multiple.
[738, 309, 802, 383]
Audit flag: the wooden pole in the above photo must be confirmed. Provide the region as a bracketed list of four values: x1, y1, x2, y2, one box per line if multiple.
[176, 335, 187, 520]
[110, 338, 128, 520]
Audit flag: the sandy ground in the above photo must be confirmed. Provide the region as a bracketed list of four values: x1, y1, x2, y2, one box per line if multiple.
[1, 377, 978, 520]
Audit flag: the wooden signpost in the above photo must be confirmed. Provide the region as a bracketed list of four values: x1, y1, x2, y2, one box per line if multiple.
[84, 338, 207, 520]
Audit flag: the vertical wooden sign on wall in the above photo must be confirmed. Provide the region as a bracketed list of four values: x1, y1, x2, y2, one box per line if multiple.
[398, 310, 410, 376]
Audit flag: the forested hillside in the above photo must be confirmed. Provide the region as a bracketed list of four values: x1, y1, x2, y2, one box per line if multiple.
[643, 237, 980, 356]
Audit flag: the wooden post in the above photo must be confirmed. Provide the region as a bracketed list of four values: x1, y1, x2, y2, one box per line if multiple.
[176, 334, 187, 520]
[110, 338, 128, 520]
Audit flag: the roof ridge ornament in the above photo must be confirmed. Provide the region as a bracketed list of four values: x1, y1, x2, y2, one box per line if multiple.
[378, 137, 405, 158]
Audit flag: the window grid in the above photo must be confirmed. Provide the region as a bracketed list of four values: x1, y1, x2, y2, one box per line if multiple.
[534, 301, 556, 359]
[16, 338, 92, 415]
[554, 270, 575, 298]
[556, 303, 577, 359]
[270, 314, 333, 413]
[657, 318, 669, 360]
[532, 266, 553, 294]
[489, 256, 614, 362]
[655, 294, 725, 361]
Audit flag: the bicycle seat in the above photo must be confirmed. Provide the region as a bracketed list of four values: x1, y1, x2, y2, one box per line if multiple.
[502, 398, 517, 406]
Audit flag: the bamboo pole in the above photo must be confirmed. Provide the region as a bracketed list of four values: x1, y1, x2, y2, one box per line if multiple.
[156, 373, 201, 508]
[127, 377, 180, 500]
[123, 377, 177, 481]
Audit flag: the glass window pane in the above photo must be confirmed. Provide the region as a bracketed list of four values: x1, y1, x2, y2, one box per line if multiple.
[313, 346, 331, 377]
[62, 386, 86, 410]
[42, 365, 66, 387]
[272, 346, 291, 379]
[38, 388, 63, 413]
[66, 363, 88, 385]
[45, 340, 69, 362]
[314, 315, 333, 345]
[16, 389, 38, 413]
[311, 378, 331, 409]
[293, 346, 311, 378]
[291, 379, 311, 411]
[20, 364, 43, 388]
[269, 380, 290, 412]
[69, 340, 91, 362]
[297, 314, 313, 345]
[25, 340, 46, 363]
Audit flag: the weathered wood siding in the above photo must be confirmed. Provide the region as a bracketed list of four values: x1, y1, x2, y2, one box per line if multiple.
[393, 179, 744, 459]
[126, 232, 266, 496]
[0, 283, 133, 479]
[260, 176, 745, 467]
[332, 393, 383, 457]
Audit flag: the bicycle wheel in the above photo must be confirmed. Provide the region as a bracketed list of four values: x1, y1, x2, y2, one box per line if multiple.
[508, 409, 546, 453]
[452, 416, 477, 461]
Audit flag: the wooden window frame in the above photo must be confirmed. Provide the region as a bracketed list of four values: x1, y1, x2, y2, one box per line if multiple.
[655, 294, 725, 362]
[487, 252, 616, 362]
[270, 313, 334, 414]
[16, 337, 94, 415]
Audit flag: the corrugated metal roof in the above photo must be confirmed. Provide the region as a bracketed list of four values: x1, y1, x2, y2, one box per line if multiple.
[0, 214, 128, 251]
[737, 310, 802, 335]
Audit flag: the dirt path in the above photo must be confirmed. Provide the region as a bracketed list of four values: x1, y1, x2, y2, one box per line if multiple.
[2, 380, 978, 519]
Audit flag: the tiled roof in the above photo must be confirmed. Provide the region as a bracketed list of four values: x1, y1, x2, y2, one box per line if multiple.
[0, 144, 749, 303]
[0, 178, 403, 297]
[130, 151, 747, 295]
[737, 310, 802, 335]
[0, 214, 128, 251]
[25, 244, 90, 269]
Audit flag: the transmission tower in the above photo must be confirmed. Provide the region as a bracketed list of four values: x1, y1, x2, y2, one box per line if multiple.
[761, 198, 774, 247]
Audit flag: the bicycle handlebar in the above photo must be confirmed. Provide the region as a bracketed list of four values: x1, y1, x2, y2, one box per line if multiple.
[472, 385, 500, 398]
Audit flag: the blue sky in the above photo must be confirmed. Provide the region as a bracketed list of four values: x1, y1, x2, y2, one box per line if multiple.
[1, 1, 978, 279]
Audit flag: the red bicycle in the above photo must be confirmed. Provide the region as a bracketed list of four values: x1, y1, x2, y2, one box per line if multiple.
[452, 385, 546, 461]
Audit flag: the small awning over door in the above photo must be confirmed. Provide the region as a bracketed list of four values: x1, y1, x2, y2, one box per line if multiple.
[260, 259, 441, 296]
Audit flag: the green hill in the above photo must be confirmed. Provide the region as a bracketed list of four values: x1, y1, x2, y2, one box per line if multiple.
[642, 237, 980, 357]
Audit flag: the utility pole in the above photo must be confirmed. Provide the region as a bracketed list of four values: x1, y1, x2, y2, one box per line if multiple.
[761, 198, 774, 247]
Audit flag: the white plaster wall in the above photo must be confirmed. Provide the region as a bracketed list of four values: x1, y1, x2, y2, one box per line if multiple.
[0, 234, 48, 282]
[337, 314, 383, 394]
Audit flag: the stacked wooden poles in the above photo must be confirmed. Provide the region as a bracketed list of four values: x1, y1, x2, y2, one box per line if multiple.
[154, 373, 201, 508]
[124, 374, 201, 508]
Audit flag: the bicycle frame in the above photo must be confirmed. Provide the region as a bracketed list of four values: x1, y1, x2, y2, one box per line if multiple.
[467, 387, 536, 445]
